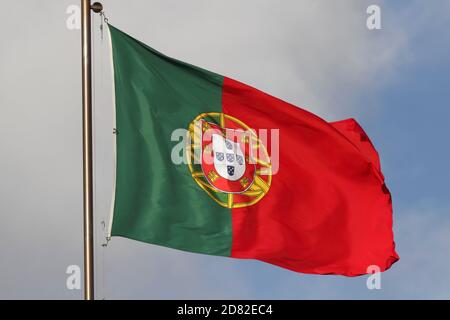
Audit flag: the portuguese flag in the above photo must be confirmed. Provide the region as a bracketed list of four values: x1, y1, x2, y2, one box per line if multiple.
[108, 25, 399, 276]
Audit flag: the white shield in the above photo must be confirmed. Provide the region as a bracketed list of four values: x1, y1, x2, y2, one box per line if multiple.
[212, 134, 246, 181]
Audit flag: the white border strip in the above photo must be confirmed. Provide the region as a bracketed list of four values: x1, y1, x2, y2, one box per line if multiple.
[106, 24, 116, 240]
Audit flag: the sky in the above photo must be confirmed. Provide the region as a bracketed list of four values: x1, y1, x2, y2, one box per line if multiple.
[0, 0, 449, 299]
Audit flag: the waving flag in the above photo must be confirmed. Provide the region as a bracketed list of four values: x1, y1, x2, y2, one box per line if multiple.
[107, 24, 398, 276]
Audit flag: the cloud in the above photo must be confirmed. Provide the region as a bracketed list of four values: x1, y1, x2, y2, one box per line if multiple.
[107, 0, 409, 119]
[0, 0, 448, 299]
[385, 202, 450, 299]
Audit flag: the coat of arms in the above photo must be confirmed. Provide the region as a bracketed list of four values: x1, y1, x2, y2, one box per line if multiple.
[186, 112, 272, 208]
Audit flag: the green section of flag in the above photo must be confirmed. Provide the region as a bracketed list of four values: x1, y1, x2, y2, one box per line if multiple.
[108, 25, 232, 256]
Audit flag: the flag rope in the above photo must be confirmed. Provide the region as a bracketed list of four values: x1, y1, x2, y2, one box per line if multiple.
[92, 9, 109, 300]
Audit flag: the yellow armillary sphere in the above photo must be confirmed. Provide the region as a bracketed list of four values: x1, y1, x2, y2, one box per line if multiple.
[186, 112, 272, 209]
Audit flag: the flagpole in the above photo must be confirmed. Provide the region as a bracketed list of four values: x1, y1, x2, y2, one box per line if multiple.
[81, 0, 102, 301]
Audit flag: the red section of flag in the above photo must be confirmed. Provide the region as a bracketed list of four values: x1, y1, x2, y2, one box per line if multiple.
[222, 77, 399, 276]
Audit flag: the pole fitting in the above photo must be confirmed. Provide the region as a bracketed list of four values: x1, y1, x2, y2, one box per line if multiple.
[91, 2, 103, 13]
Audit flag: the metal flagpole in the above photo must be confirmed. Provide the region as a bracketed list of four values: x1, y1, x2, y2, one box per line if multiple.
[81, 0, 103, 300]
